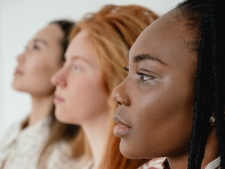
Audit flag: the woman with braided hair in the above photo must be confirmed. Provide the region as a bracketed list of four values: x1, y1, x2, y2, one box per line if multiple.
[112, 0, 225, 169]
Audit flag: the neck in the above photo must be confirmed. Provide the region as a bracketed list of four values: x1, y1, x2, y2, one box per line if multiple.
[82, 112, 110, 169]
[28, 94, 54, 126]
[167, 127, 219, 169]
[201, 127, 219, 167]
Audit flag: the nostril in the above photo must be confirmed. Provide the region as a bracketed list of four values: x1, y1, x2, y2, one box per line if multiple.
[117, 101, 121, 105]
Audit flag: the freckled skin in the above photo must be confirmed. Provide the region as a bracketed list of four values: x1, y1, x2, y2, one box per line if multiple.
[112, 10, 197, 165]
[51, 30, 110, 124]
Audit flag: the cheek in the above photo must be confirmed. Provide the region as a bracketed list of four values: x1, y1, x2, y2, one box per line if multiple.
[122, 80, 194, 158]
[26, 57, 59, 78]
[13, 57, 61, 95]
[26, 57, 60, 85]
[64, 75, 109, 124]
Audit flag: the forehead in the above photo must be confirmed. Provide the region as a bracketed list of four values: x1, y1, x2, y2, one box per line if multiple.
[130, 10, 197, 68]
[65, 30, 100, 65]
[66, 29, 92, 57]
[32, 24, 63, 43]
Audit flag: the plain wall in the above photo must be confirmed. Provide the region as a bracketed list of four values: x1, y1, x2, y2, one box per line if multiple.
[0, 0, 182, 140]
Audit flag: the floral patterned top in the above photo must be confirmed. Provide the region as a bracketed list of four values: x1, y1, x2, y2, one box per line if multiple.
[139, 157, 220, 169]
[0, 117, 77, 169]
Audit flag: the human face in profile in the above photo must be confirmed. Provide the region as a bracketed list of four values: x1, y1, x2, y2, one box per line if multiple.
[12, 24, 64, 96]
[51, 30, 110, 125]
[112, 10, 197, 161]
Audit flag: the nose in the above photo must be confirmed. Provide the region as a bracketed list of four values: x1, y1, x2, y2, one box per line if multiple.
[112, 79, 130, 106]
[16, 52, 25, 63]
[51, 67, 67, 88]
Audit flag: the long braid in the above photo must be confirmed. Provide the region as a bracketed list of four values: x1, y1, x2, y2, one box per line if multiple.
[195, 3, 215, 167]
[187, 7, 212, 167]
[209, 0, 225, 167]
[198, 0, 225, 168]
[176, 0, 225, 168]
[187, 29, 205, 169]
[176, 2, 211, 168]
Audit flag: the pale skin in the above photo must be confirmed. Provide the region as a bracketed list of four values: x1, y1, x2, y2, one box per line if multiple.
[112, 10, 219, 168]
[12, 24, 64, 126]
[51, 29, 110, 169]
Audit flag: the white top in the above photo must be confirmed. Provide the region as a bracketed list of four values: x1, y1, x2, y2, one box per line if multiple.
[205, 157, 220, 169]
[138, 157, 220, 169]
[0, 117, 77, 169]
[138, 158, 166, 169]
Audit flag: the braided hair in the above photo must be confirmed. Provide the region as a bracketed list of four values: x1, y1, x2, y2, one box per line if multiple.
[175, 0, 225, 168]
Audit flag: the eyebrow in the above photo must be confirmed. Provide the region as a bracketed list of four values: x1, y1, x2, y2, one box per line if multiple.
[33, 39, 48, 46]
[133, 53, 168, 66]
[66, 55, 92, 65]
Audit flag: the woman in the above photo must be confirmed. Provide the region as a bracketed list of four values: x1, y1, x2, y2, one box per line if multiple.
[51, 5, 158, 169]
[0, 20, 78, 169]
[112, 0, 225, 168]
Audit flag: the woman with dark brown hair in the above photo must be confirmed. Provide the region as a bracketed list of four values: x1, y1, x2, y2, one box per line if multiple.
[0, 20, 79, 169]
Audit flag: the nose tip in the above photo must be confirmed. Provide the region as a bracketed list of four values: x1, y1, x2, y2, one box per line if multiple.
[112, 92, 122, 105]
[51, 68, 66, 88]
[17, 53, 25, 63]
[112, 83, 130, 106]
[112, 87, 119, 103]
[51, 74, 57, 86]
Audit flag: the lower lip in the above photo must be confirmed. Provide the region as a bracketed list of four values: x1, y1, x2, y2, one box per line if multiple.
[54, 97, 64, 104]
[113, 124, 132, 137]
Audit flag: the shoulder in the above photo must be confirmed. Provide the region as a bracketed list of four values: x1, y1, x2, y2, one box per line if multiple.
[46, 141, 77, 169]
[0, 120, 23, 148]
[0, 120, 23, 166]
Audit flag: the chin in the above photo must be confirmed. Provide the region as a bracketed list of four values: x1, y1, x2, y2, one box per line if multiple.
[11, 82, 25, 92]
[12, 80, 19, 89]
[55, 110, 69, 123]
[55, 109, 78, 125]
[119, 139, 144, 159]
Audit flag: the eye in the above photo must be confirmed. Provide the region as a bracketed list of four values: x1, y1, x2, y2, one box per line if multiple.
[72, 64, 82, 71]
[124, 66, 129, 72]
[137, 72, 154, 81]
[33, 44, 40, 50]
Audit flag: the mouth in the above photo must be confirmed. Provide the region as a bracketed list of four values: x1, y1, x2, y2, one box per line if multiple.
[54, 95, 65, 104]
[14, 68, 23, 75]
[113, 116, 132, 137]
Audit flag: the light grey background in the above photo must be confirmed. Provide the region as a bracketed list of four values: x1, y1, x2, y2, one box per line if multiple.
[0, 0, 182, 140]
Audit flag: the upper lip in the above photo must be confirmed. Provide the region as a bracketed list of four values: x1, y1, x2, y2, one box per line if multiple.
[114, 116, 131, 128]
[15, 67, 23, 74]
[54, 94, 65, 101]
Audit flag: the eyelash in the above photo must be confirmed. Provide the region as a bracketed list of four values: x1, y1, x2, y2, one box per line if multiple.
[136, 72, 154, 81]
[124, 66, 154, 81]
[33, 45, 40, 50]
[72, 64, 82, 71]
[25, 45, 40, 51]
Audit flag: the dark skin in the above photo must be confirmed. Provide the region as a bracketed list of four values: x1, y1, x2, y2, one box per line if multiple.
[112, 9, 219, 168]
